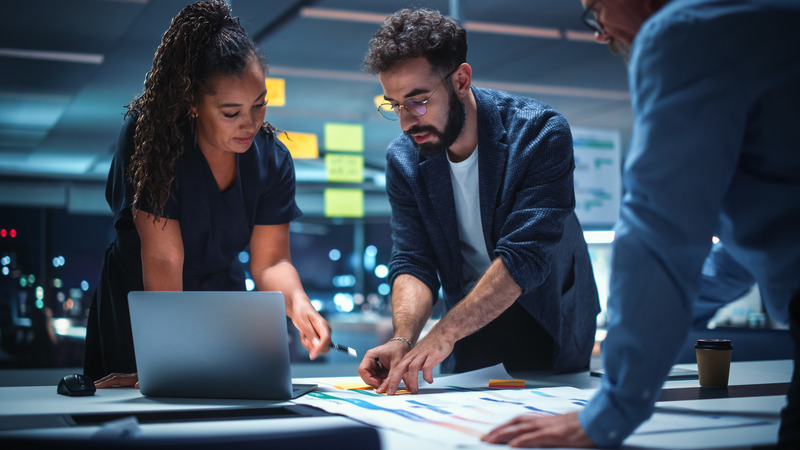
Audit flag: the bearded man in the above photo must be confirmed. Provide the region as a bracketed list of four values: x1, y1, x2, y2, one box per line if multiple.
[356, 8, 601, 395]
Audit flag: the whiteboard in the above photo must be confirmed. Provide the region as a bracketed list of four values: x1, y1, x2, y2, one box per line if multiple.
[571, 127, 622, 228]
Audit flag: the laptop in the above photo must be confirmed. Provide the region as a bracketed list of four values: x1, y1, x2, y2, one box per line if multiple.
[128, 291, 316, 400]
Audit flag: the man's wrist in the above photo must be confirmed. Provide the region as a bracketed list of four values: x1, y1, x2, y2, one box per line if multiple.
[389, 336, 414, 349]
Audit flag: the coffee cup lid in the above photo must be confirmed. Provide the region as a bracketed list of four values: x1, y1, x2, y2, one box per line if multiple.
[695, 339, 732, 350]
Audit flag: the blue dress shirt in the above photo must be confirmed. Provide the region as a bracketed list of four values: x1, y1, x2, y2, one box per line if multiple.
[578, 0, 800, 446]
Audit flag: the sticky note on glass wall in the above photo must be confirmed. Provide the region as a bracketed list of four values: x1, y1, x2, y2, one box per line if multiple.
[324, 123, 364, 152]
[325, 188, 364, 218]
[278, 131, 319, 159]
[265, 77, 285, 107]
[326, 153, 364, 183]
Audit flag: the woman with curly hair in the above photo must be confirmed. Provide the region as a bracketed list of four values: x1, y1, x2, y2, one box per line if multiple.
[84, 0, 331, 386]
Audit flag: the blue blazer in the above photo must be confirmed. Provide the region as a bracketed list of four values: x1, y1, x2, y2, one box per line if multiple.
[385, 87, 600, 373]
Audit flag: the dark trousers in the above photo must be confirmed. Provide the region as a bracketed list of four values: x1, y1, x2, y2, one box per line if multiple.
[446, 301, 556, 374]
[779, 291, 800, 448]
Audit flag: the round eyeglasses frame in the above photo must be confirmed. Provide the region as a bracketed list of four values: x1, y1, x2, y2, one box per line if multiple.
[377, 67, 459, 121]
[581, 0, 606, 35]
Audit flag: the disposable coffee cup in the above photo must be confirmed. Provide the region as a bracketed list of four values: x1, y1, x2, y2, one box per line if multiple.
[695, 339, 732, 388]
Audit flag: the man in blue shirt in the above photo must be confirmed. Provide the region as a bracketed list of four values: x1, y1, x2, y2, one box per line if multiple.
[483, 0, 800, 447]
[356, 8, 600, 394]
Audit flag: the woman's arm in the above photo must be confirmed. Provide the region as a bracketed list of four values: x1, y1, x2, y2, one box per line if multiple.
[133, 209, 184, 291]
[95, 209, 183, 389]
[249, 223, 331, 359]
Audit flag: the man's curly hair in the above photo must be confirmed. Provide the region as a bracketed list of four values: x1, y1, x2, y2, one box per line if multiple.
[125, 0, 266, 221]
[363, 8, 467, 77]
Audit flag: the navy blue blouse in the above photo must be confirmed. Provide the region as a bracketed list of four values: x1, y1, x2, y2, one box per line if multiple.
[84, 113, 301, 380]
[107, 114, 302, 290]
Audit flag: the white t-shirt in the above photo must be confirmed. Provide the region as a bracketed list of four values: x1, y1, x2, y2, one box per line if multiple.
[448, 147, 492, 291]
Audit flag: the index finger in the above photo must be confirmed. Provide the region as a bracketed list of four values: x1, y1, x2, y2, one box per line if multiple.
[310, 312, 331, 344]
[380, 358, 412, 395]
[310, 318, 331, 356]
[302, 313, 331, 359]
[402, 354, 425, 394]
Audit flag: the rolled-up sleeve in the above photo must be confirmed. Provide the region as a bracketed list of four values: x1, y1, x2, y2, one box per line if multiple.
[494, 112, 576, 293]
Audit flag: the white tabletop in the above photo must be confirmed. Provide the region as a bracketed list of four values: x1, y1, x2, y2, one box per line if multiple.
[0, 359, 792, 449]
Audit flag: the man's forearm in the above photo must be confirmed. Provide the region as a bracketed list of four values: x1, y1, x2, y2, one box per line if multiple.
[391, 274, 435, 344]
[433, 258, 522, 343]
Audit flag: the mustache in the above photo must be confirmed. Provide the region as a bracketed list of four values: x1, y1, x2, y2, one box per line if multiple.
[405, 125, 438, 136]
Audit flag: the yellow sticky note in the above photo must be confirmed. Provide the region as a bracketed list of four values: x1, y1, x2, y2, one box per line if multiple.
[324, 123, 364, 152]
[374, 389, 412, 395]
[489, 379, 526, 388]
[265, 77, 285, 107]
[334, 382, 373, 390]
[278, 131, 319, 159]
[324, 188, 364, 218]
[326, 153, 364, 183]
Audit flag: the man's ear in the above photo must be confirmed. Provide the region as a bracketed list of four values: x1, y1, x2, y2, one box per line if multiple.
[453, 63, 472, 95]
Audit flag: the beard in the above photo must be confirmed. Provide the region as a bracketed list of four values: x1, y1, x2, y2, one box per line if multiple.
[609, 39, 631, 65]
[405, 87, 466, 158]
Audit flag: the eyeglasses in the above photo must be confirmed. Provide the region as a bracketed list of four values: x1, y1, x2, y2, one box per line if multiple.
[377, 67, 458, 121]
[581, 0, 605, 35]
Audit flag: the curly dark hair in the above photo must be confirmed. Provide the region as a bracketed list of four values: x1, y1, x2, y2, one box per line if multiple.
[363, 8, 467, 76]
[125, 0, 266, 221]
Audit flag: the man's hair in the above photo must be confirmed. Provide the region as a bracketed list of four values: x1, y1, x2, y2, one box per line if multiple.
[363, 8, 467, 76]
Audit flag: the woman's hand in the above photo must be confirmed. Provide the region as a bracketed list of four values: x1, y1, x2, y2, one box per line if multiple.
[249, 224, 332, 360]
[94, 372, 139, 389]
[289, 300, 331, 360]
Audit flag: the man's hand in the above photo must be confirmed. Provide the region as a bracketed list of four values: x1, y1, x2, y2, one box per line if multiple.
[94, 372, 139, 389]
[357, 340, 409, 388]
[374, 259, 522, 394]
[481, 412, 595, 448]
[377, 326, 455, 395]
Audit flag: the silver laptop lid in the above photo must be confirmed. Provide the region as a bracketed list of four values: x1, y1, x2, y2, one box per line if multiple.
[128, 291, 293, 400]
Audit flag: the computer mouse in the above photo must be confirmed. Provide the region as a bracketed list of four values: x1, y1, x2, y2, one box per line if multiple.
[57, 374, 96, 396]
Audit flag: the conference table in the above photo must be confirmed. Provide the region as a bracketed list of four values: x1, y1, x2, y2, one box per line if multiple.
[0, 359, 791, 449]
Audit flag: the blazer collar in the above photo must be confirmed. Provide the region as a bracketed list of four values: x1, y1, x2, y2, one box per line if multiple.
[474, 87, 508, 253]
[417, 87, 511, 257]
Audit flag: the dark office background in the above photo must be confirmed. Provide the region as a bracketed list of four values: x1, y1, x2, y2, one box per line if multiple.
[0, 0, 777, 370]
[0, 204, 401, 368]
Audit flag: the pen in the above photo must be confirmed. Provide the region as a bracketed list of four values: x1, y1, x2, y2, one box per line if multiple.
[374, 356, 386, 374]
[330, 341, 358, 357]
